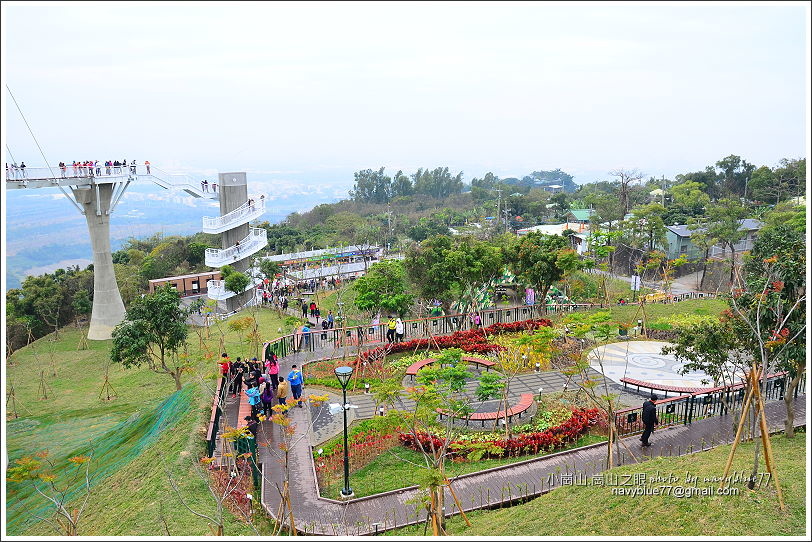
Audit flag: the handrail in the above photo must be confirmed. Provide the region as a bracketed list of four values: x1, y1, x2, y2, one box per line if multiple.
[207, 276, 264, 300]
[202, 197, 266, 231]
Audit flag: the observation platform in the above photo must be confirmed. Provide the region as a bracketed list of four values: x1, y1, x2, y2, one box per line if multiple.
[5, 165, 219, 200]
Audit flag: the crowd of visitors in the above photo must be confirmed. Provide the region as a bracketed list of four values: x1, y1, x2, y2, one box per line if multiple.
[5, 160, 152, 180]
[220, 348, 308, 438]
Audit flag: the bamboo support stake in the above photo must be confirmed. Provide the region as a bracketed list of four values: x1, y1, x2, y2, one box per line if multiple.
[445, 480, 471, 527]
[752, 375, 785, 510]
[719, 369, 758, 489]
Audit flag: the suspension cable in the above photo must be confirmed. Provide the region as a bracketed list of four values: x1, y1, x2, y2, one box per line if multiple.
[6, 85, 59, 179]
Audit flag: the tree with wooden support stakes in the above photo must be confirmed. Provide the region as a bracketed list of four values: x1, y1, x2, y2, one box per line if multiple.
[375, 348, 499, 535]
[720, 251, 806, 509]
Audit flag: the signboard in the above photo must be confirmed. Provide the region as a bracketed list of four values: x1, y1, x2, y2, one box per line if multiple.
[631, 275, 641, 291]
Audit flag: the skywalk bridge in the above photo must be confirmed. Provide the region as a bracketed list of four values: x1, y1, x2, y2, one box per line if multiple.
[6, 164, 267, 338]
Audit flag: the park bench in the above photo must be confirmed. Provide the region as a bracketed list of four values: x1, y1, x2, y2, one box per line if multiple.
[437, 393, 535, 427]
[620, 372, 789, 398]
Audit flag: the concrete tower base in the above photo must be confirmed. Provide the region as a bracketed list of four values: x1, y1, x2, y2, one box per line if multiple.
[72, 184, 127, 340]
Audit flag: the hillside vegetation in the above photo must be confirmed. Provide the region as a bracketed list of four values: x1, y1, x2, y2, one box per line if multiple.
[387, 431, 807, 536]
[5, 308, 290, 536]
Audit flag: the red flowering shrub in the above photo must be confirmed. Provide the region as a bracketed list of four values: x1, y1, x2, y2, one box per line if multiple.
[355, 318, 553, 365]
[400, 407, 602, 460]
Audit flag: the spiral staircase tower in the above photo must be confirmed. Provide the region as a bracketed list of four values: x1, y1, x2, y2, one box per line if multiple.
[202, 172, 267, 313]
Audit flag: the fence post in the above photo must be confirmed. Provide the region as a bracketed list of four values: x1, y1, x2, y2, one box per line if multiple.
[686, 395, 695, 425]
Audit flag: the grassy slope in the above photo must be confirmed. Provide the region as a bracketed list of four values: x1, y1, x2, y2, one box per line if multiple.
[387, 431, 807, 536]
[5, 307, 288, 536]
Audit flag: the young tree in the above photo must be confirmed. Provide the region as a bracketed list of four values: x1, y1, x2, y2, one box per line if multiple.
[72, 289, 92, 350]
[224, 271, 251, 299]
[110, 285, 190, 390]
[7, 451, 94, 536]
[375, 348, 497, 535]
[703, 198, 748, 284]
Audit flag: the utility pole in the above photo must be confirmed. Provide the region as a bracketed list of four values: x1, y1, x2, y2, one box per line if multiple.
[661, 175, 666, 206]
[387, 201, 393, 253]
[495, 188, 502, 233]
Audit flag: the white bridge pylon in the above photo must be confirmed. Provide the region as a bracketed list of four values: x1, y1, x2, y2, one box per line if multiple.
[6, 164, 221, 340]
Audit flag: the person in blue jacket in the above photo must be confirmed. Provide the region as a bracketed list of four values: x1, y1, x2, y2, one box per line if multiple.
[287, 364, 305, 408]
[245, 381, 262, 417]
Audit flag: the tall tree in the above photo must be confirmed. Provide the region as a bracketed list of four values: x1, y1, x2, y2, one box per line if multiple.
[352, 260, 414, 317]
[110, 285, 190, 390]
[609, 168, 644, 215]
[704, 198, 748, 284]
[715, 155, 754, 198]
[506, 232, 580, 305]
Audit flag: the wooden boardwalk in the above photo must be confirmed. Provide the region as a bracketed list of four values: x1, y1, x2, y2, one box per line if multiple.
[257, 394, 805, 535]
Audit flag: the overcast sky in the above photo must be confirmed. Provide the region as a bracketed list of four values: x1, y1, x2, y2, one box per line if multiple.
[2, 1, 809, 188]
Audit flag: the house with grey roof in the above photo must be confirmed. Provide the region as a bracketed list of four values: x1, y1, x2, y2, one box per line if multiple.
[665, 219, 763, 260]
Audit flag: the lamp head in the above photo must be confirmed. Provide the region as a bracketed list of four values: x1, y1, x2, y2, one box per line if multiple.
[334, 366, 353, 389]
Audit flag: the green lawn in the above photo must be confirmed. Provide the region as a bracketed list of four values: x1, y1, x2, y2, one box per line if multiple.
[320, 434, 606, 500]
[387, 430, 807, 536]
[5, 305, 291, 536]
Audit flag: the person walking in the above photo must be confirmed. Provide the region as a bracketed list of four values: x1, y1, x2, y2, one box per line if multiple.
[301, 300, 308, 318]
[95, 160, 101, 176]
[640, 394, 659, 447]
[309, 301, 317, 317]
[386, 316, 397, 343]
[265, 354, 280, 389]
[260, 381, 275, 417]
[244, 415, 259, 439]
[277, 378, 289, 407]
[212, 181, 217, 193]
[201, 179, 207, 192]
[301, 324, 311, 348]
[327, 310, 334, 329]
[245, 380, 261, 417]
[287, 364, 305, 408]
[229, 357, 245, 397]
[19, 162, 26, 177]
[145, 160, 151, 174]
[395, 317, 405, 343]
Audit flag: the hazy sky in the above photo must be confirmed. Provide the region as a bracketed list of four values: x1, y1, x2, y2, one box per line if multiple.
[2, 1, 809, 188]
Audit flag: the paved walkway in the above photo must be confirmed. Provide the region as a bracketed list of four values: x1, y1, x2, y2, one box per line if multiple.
[256, 393, 804, 535]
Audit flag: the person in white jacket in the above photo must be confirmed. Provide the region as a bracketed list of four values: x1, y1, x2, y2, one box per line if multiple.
[395, 317, 405, 343]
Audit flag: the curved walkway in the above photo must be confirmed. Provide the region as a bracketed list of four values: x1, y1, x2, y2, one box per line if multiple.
[255, 343, 806, 535]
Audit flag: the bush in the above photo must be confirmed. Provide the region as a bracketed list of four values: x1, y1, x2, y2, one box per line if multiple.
[400, 408, 602, 460]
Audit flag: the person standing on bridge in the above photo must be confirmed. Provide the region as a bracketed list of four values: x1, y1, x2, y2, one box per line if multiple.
[395, 317, 405, 343]
[212, 181, 217, 193]
[19, 162, 26, 177]
[95, 160, 101, 176]
[145, 160, 151, 174]
[287, 364, 305, 408]
[640, 394, 659, 447]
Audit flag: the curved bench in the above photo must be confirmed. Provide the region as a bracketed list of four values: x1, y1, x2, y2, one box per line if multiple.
[406, 356, 497, 379]
[620, 372, 789, 398]
[437, 393, 535, 427]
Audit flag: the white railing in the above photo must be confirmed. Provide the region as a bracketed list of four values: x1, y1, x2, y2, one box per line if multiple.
[205, 228, 268, 267]
[206, 276, 264, 300]
[216, 294, 261, 320]
[202, 197, 266, 234]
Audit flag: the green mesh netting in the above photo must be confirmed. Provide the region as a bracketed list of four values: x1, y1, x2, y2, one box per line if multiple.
[5, 385, 194, 535]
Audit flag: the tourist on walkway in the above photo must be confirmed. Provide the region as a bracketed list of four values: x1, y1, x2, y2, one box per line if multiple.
[301, 300, 308, 318]
[19, 162, 26, 177]
[301, 324, 311, 348]
[201, 179, 208, 192]
[212, 181, 217, 192]
[260, 381, 275, 416]
[277, 379, 289, 407]
[640, 394, 659, 447]
[327, 310, 334, 329]
[245, 381, 262, 417]
[386, 316, 397, 343]
[145, 160, 151, 174]
[244, 415, 259, 439]
[287, 364, 304, 408]
[395, 317, 405, 343]
[220, 353, 231, 378]
[309, 301, 317, 317]
[229, 357, 245, 397]
[265, 354, 280, 389]
[95, 160, 101, 176]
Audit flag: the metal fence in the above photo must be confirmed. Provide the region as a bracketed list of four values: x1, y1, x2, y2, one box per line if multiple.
[205, 376, 228, 457]
[614, 372, 805, 437]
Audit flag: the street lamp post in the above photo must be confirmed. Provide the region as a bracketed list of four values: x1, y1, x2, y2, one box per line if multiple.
[334, 366, 354, 499]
